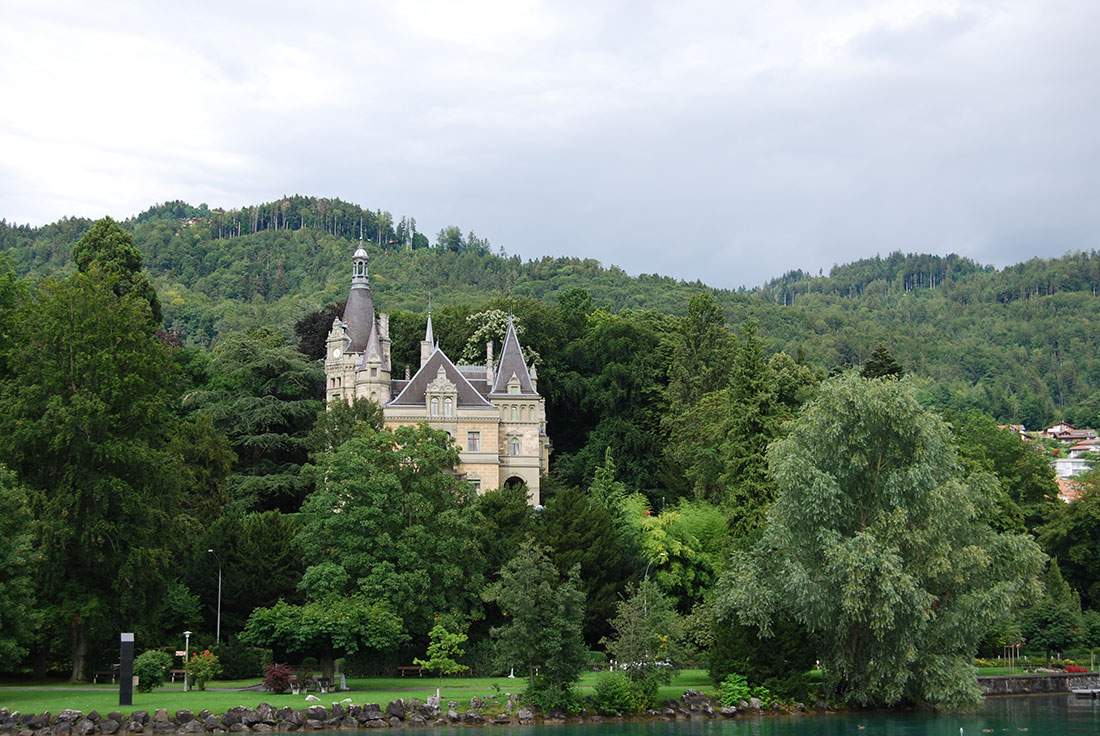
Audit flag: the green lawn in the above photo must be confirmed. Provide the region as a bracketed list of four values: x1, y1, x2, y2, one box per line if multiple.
[0, 670, 716, 717]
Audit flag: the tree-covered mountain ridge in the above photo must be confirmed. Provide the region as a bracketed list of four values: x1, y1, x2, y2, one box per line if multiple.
[3, 195, 1100, 427]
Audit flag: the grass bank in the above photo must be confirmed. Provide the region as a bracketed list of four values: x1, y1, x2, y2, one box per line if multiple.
[0, 670, 717, 717]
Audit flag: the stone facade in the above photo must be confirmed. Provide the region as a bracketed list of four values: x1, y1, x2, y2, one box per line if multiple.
[323, 246, 549, 505]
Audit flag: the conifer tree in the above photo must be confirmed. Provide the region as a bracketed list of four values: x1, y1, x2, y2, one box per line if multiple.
[72, 216, 162, 323]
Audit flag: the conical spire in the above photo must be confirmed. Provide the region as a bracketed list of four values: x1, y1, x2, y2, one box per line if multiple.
[491, 315, 536, 394]
[420, 300, 435, 368]
[365, 317, 385, 369]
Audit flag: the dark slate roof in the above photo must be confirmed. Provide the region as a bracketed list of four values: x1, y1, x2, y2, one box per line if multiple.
[342, 284, 375, 353]
[388, 348, 495, 408]
[363, 318, 388, 370]
[490, 316, 537, 395]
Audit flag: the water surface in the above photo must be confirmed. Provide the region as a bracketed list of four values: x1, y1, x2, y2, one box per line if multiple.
[391, 695, 1100, 736]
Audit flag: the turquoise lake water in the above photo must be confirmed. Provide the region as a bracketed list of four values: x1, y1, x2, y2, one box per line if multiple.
[395, 695, 1100, 736]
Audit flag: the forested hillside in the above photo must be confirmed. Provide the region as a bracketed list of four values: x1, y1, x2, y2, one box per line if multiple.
[2, 200, 1099, 708]
[4, 196, 1099, 429]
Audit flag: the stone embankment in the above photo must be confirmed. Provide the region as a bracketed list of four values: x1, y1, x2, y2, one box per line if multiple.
[978, 672, 1100, 696]
[0, 690, 818, 735]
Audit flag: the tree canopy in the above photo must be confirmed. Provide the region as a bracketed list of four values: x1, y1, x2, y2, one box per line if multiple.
[717, 373, 1045, 708]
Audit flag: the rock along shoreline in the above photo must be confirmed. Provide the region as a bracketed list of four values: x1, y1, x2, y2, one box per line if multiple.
[0, 690, 826, 734]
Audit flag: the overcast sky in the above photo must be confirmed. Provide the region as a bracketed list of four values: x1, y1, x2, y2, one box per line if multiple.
[2, 1, 1098, 289]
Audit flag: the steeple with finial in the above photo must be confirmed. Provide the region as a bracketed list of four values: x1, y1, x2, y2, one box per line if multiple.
[342, 237, 375, 353]
[420, 295, 435, 368]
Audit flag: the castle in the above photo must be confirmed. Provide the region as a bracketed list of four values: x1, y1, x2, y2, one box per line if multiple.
[324, 246, 549, 504]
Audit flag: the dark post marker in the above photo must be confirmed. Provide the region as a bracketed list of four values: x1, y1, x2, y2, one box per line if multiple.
[119, 633, 134, 706]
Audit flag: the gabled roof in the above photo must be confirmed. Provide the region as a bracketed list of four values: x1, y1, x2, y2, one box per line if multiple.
[387, 347, 495, 408]
[490, 316, 537, 395]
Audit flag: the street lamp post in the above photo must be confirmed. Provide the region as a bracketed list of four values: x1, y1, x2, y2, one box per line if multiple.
[642, 551, 668, 617]
[207, 549, 223, 644]
[183, 630, 192, 692]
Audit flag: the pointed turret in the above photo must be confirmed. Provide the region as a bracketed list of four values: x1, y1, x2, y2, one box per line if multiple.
[420, 309, 435, 368]
[491, 315, 537, 395]
[342, 246, 375, 353]
[364, 318, 387, 370]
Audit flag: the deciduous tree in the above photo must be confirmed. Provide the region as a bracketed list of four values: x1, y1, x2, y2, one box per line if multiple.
[717, 373, 1044, 708]
[297, 424, 485, 641]
[242, 595, 404, 680]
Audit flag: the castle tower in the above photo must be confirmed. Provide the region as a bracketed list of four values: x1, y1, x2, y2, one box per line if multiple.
[325, 245, 390, 406]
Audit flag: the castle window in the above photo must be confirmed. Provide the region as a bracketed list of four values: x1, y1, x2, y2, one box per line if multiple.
[510, 437, 520, 456]
[510, 385, 519, 395]
[430, 397, 440, 416]
[470, 479, 482, 494]
[467, 431, 480, 452]
[444, 397, 453, 416]
[371, 367, 377, 378]
[511, 406, 518, 420]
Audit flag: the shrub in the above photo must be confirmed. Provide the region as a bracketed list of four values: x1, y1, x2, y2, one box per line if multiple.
[592, 671, 645, 715]
[523, 675, 580, 713]
[1065, 665, 1088, 673]
[185, 650, 222, 690]
[762, 671, 818, 702]
[263, 662, 293, 693]
[133, 650, 173, 693]
[213, 638, 267, 679]
[720, 673, 773, 707]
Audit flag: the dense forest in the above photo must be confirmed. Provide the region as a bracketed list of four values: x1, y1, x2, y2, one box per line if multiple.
[4, 196, 1099, 429]
[1, 197, 1099, 711]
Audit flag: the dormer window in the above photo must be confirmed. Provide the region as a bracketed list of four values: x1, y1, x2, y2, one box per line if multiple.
[426, 365, 458, 421]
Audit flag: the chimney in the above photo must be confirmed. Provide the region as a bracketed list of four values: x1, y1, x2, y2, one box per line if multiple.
[486, 341, 494, 383]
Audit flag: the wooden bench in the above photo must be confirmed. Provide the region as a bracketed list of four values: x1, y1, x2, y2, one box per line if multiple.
[92, 671, 117, 685]
[169, 669, 185, 683]
[397, 665, 423, 677]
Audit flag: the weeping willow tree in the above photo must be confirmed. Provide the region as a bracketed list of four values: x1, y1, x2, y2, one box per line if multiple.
[717, 373, 1044, 708]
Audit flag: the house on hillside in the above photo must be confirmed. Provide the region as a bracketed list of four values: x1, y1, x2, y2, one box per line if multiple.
[322, 245, 550, 505]
[1044, 422, 1098, 442]
[1057, 477, 1084, 502]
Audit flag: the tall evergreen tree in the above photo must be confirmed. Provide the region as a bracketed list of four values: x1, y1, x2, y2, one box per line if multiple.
[489, 541, 586, 708]
[187, 328, 322, 512]
[666, 292, 734, 408]
[72, 216, 162, 323]
[861, 343, 904, 379]
[0, 269, 183, 679]
[538, 482, 641, 645]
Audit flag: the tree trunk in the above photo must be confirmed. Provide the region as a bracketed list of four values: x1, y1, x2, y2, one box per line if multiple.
[31, 648, 47, 680]
[321, 651, 335, 681]
[70, 618, 87, 682]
